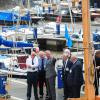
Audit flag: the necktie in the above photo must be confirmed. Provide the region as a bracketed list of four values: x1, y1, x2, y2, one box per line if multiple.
[64, 61, 66, 71]
[32, 59, 34, 65]
[41, 58, 44, 70]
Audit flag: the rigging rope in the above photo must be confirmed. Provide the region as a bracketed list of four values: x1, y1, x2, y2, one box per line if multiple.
[88, 43, 95, 84]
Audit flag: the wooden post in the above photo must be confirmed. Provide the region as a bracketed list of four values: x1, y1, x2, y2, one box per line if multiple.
[82, 0, 95, 100]
[69, 0, 97, 100]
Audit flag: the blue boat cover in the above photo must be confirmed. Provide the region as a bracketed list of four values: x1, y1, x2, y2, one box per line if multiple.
[0, 36, 33, 48]
[21, 11, 31, 21]
[0, 12, 13, 21]
[0, 11, 30, 21]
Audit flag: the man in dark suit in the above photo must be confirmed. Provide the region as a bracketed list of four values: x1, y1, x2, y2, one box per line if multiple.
[94, 51, 100, 95]
[67, 55, 84, 98]
[62, 52, 73, 100]
[38, 51, 48, 98]
[95, 0, 100, 8]
[45, 50, 57, 100]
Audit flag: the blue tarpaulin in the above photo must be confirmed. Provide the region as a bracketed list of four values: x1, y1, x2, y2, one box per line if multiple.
[21, 11, 31, 21]
[0, 11, 30, 22]
[0, 36, 33, 48]
[0, 12, 13, 21]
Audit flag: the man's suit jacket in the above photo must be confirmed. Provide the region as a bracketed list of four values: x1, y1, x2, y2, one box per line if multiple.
[45, 58, 56, 79]
[62, 59, 73, 80]
[38, 57, 46, 71]
[67, 60, 84, 87]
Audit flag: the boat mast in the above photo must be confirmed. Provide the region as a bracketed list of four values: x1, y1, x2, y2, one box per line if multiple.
[70, 0, 100, 100]
[82, 0, 95, 100]
[67, 1, 74, 33]
[27, 0, 31, 27]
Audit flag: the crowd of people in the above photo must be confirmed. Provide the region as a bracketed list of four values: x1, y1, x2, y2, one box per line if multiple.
[25, 48, 84, 100]
[62, 49, 84, 100]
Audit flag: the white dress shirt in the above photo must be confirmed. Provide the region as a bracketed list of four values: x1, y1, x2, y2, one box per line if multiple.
[26, 56, 39, 72]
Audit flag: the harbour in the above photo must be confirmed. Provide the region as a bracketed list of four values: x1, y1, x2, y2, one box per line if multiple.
[0, 0, 100, 100]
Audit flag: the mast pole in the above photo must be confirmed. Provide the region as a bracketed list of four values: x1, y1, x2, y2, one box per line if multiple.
[27, 0, 31, 27]
[82, 0, 95, 100]
[67, 1, 74, 33]
[70, 0, 97, 100]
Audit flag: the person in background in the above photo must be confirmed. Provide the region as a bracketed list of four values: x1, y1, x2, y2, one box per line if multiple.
[26, 51, 39, 100]
[67, 55, 84, 98]
[45, 50, 56, 100]
[62, 52, 72, 100]
[78, 0, 82, 10]
[94, 51, 100, 95]
[35, 47, 40, 54]
[62, 48, 71, 100]
[38, 51, 48, 98]
[63, 48, 71, 57]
